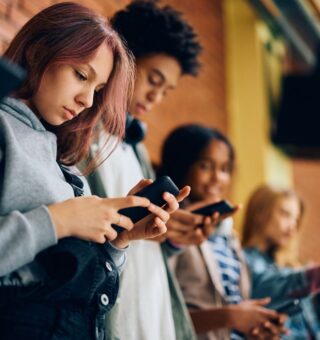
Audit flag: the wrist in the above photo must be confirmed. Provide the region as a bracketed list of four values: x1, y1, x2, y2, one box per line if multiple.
[111, 232, 130, 249]
[223, 305, 239, 329]
[48, 204, 68, 239]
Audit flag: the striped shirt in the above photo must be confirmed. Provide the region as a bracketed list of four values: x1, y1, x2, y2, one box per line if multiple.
[209, 228, 244, 340]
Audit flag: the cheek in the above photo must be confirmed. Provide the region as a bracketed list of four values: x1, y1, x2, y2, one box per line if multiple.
[190, 169, 209, 187]
[32, 86, 50, 113]
[134, 75, 149, 97]
[190, 173, 211, 200]
[267, 219, 286, 238]
[220, 174, 231, 189]
[185, 169, 203, 192]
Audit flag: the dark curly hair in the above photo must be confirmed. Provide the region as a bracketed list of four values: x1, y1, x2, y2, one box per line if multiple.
[111, 0, 202, 76]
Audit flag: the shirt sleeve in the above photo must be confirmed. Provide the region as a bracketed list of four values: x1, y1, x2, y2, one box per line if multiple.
[0, 205, 57, 276]
[244, 250, 308, 304]
[104, 242, 128, 274]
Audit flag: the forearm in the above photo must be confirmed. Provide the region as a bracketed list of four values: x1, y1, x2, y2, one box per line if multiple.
[189, 306, 235, 334]
[251, 268, 308, 301]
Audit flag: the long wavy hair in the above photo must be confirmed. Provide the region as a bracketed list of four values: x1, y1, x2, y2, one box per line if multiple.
[242, 184, 304, 267]
[4, 2, 135, 169]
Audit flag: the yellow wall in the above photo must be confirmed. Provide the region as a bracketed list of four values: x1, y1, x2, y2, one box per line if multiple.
[224, 0, 293, 231]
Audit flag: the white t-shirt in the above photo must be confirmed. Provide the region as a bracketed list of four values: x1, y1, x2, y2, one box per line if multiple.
[98, 135, 176, 340]
[96, 135, 144, 197]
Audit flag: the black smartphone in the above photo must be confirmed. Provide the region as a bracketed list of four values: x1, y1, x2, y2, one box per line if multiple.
[112, 176, 180, 233]
[192, 200, 236, 217]
[273, 299, 302, 316]
[0, 57, 26, 100]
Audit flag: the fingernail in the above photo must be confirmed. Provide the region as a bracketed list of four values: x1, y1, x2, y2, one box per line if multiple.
[164, 192, 172, 199]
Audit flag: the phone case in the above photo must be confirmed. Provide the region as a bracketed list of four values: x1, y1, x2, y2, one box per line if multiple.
[112, 176, 180, 232]
[192, 200, 236, 216]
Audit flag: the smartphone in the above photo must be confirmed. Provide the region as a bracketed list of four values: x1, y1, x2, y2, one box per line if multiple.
[273, 299, 302, 316]
[0, 57, 26, 100]
[112, 176, 180, 233]
[192, 200, 236, 217]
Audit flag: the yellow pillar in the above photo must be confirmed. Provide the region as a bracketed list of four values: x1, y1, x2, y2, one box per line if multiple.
[224, 0, 292, 231]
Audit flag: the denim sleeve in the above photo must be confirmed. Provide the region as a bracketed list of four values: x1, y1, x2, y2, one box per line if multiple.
[245, 251, 308, 304]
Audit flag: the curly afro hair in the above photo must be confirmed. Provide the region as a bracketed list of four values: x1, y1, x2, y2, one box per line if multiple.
[111, 0, 202, 76]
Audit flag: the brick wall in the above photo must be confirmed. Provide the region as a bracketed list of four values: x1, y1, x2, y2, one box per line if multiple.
[142, 0, 227, 165]
[0, 0, 227, 166]
[2, 1, 319, 264]
[293, 161, 320, 263]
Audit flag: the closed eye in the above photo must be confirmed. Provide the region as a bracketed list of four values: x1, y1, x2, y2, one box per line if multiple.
[75, 69, 87, 81]
[95, 85, 105, 93]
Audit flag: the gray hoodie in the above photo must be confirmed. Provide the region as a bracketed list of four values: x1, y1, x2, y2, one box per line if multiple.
[0, 97, 125, 284]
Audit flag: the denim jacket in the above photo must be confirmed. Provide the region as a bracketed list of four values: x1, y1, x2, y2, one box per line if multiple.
[244, 247, 320, 339]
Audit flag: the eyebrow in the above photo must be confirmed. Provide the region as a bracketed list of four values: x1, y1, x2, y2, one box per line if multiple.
[151, 68, 176, 90]
[86, 63, 107, 88]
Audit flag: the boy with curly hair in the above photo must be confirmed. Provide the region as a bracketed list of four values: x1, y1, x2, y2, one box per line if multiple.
[87, 1, 202, 339]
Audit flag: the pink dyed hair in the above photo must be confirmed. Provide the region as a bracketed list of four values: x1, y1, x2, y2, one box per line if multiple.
[4, 2, 135, 168]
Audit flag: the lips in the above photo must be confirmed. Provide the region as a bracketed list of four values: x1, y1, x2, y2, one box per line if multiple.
[63, 107, 77, 120]
[135, 103, 149, 116]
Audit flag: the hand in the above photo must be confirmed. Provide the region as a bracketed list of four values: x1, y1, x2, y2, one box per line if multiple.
[48, 195, 150, 243]
[228, 298, 285, 336]
[186, 199, 240, 239]
[249, 316, 288, 340]
[162, 209, 216, 246]
[113, 185, 189, 248]
[250, 312, 288, 339]
[167, 209, 206, 245]
[126, 179, 190, 212]
[132, 180, 192, 244]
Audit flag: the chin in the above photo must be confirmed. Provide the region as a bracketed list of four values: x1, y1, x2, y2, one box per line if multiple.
[205, 193, 220, 201]
[132, 112, 145, 121]
[45, 118, 67, 126]
[278, 240, 290, 248]
[50, 120, 66, 126]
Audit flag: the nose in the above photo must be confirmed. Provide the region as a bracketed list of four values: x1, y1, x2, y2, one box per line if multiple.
[287, 220, 297, 234]
[146, 88, 164, 106]
[210, 168, 219, 182]
[290, 221, 297, 232]
[76, 88, 95, 110]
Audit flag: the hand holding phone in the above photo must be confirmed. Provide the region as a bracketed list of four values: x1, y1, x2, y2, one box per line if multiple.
[113, 176, 180, 232]
[272, 299, 302, 317]
[191, 200, 237, 217]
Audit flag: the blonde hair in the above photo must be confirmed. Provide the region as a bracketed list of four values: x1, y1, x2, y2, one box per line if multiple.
[242, 184, 304, 267]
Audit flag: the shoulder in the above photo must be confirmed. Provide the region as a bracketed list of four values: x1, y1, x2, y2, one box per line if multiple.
[244, 248, 269, 273]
